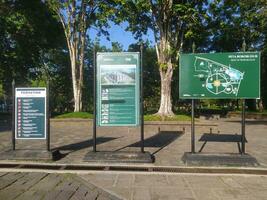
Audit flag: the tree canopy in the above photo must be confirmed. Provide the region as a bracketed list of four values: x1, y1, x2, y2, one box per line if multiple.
[0, 0, 267, 114]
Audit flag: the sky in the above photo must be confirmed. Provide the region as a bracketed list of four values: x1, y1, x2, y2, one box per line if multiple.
[88, 22, 155, 50]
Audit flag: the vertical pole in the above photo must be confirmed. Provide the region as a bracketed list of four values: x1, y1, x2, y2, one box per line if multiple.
[241, 99, 246, 154]
[12, 80, 15, 150]
[93, 47, 97, 152]
[46, 80, 50, 151]
[191, 99, 195, 153]
[140, 43, 144, 153]
[241, 39, 246, 154]
[191, 42, 196, 153]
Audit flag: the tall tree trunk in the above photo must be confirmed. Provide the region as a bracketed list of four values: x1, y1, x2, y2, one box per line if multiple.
[55, 0, 86, 112]
[157, 65, 174, 116]
[155, 34, 175, 116]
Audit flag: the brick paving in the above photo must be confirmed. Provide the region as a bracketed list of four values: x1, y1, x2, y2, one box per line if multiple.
[0, 172, 121, 200]
[80, 172, 267, 200]
[0, 118, 267, 167]
[0, 118, 267, 199]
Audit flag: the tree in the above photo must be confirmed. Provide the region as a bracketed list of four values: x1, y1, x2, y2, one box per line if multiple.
[208, 0, 267, 110]
[111, 41, 123, 52]
[116, 0, 208, 116]
[128, 41, 160, 113]
[0, 0, 63, 100]
[47, 0, 117, 112]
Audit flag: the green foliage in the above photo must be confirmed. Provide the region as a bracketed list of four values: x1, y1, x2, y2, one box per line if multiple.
[144, 114, 191, 121]
[0, 0, 64, 100]
[128, 42, 160, 113]
[111, 42, 123, 52]
[54, 112, 93, 119]
[54, 112, 190, 121]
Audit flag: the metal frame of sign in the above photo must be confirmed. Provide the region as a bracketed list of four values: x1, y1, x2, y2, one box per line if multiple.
[15, 87, 47, 140]
[180, 44, 260, 155]
[96, 52, 140, 126]
[179, 52, 261, 99]
[92, 48, 144, 153]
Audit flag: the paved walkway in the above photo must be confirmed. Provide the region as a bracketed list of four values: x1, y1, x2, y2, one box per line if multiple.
[0, 172, 120, 200]
[79, 172, 267, 200]
[1, 170, 267, 200]
[0, 118, 267, 167]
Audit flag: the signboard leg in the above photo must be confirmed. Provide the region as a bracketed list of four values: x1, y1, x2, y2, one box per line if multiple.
[140, 43, 144, 153]
[46, 81, 50, 151]
[12, 80, 16, 150]
[191, 99, 195, 153]
[93, 47, 97, 152]
[241, 99, 246, 154]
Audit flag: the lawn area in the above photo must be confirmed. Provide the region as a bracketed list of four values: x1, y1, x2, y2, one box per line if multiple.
[54, 112, 191, 121]
[54, 112, 93, 119]
[144, 114, 191, 121]
[233, 110, 267, 114]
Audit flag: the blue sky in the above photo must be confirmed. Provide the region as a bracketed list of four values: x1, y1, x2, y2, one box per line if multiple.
[88, 22, 155, 50]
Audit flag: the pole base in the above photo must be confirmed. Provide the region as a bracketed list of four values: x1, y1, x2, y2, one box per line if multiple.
[0, 149, 62, 161]
[84, 151, 154, 163]
[182, 152, 259, 167]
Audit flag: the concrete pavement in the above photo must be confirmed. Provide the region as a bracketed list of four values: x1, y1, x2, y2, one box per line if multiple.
[79, 171, 267, 200]
[0, 118, 267, 167]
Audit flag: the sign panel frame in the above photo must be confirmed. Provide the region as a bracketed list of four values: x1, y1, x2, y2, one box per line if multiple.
[15, 87, 47, 139]
[96, 52, 140, 127]
[179, 52, 260, 99]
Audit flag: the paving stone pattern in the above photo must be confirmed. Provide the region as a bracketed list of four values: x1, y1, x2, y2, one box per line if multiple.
[0, 172, 121, 200]
[80, 172, 267, 200]
[0, 118, 267, 167]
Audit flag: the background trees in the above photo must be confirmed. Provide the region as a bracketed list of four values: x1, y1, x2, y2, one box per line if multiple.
[115, 0, 208, 116]
[0, 0, 266, 114]
[0, 0, 64, 104]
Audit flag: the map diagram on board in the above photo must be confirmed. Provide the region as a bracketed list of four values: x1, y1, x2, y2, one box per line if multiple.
[194, 56, 244, 96]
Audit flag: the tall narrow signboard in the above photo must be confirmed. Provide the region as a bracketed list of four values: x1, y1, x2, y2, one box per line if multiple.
[179, 52, 260, 99]
[15, 88, 46, 139]
[97, 52, 140, 126]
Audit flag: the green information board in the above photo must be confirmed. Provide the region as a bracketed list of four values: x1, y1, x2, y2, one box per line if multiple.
[179, 52, 260, 99]
[97, 52, 140, 126]
[15, 88, 46, 139]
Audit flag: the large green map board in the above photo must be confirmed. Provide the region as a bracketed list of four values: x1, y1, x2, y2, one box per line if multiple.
[179, 52, 260, 99]
[15, 88, 46, 139]
[97, 52, 140, 126]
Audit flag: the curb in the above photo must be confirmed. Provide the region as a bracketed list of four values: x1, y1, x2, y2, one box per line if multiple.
[0, 161, 267, 176]
[50, 118, 218, 126]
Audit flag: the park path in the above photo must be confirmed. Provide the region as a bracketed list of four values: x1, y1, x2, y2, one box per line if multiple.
[0, 172, 121, 200]
[79, 172, 267, 200]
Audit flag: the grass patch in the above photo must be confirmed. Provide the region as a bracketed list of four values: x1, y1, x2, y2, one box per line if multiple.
[144, 114, 191, 121]
[54, 112, 191, 121]
[54, 112, 93, 119]
[233, 110, 267, 114]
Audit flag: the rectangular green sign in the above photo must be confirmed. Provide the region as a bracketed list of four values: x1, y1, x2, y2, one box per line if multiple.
[15, 88, 46, 139]
[179, 52, 260, 99]
[97, 52, 140, 126]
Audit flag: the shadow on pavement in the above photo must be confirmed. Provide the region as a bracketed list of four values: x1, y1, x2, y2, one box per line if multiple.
[0, 126, 11, 132]
[54, 137, 118, 152]
[116, 131, 184, 155]
[224, 120, 267, 125]
[0, 120, 11, 133]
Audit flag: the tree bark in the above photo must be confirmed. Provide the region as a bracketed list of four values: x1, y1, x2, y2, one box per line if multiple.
[157, 65, 174, 116]
[55, 0, 87, 112]
[155, 34, 175, 116]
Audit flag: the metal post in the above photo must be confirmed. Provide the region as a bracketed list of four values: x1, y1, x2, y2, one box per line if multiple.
[241, 99, 246, 154]
[241, 39, 246, 154]
[140, 43, 144, 153]
[93, 47, 97, 152]
[46, 80, 50, 151]
[12, 80, 15, 150]
[191, 42, 196, 153]
[191, 99, 195, 153]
